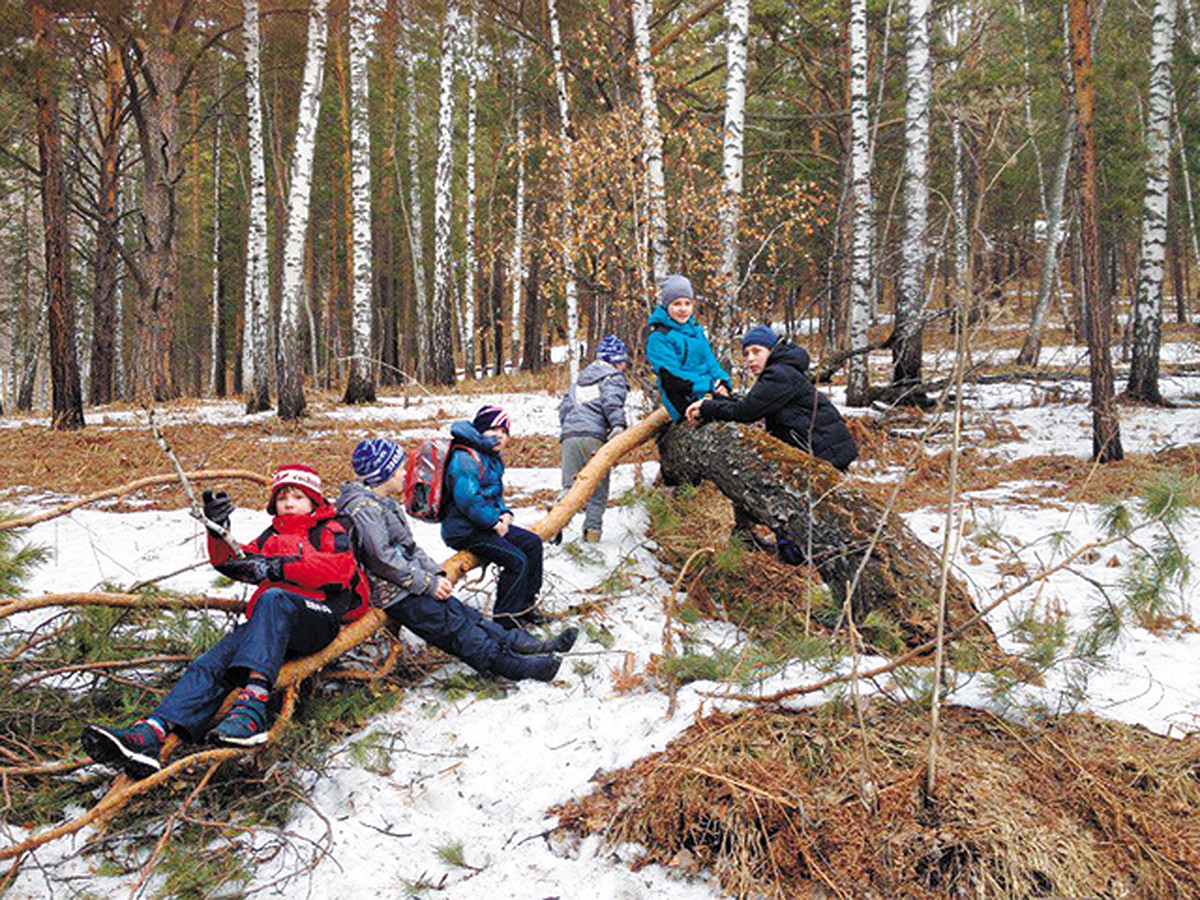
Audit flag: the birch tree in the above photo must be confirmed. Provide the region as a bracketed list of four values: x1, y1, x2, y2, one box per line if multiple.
[846, 0, 873, 407]
[1068, 0, 1123, 461]
[717, 0, 750, 351]
[344, 0, 376, 403]
[632, 0, 669, 288]
[430, 0, 461, 385]
[547, 0, 581, 383]
[32, 1, 84, 429]
[509, 49, 527, 371]
[1127, 0, 1177, 404]
[891, 0, 931, 397]
[460, 10, 479, 380]
[405, 0, 430, 381]
[277, 0, 331, 419]
[242, 0, 271, 413]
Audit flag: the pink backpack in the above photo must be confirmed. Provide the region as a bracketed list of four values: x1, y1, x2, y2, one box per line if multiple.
[403, 439, 482, 522]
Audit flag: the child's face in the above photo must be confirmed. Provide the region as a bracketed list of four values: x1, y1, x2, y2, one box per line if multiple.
[274, 485, 316, 516]
[743, 344, 771, 376]
[666, 298, 694, 324]
[484, 428, 510, 451]
[380, 462, 408, 496]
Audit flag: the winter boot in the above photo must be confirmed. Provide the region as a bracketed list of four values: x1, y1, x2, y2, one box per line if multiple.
[209, 689, 270, 747]
[488, 650, 562, 682]
[509, 626, 579, 655]
[81, 719, 165, 781]
[583, 529, 602, 543]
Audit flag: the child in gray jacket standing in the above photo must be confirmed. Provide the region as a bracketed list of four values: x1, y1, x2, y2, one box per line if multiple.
[558, 334, 629, 542]
[338, 438, 576, 682]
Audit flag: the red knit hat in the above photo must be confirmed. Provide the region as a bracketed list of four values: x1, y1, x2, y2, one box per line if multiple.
[267, 463, 324, 515]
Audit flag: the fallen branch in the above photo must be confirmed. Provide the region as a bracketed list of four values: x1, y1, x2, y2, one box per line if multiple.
[0, 470, 269, 532]
[0, 592, 245, 622]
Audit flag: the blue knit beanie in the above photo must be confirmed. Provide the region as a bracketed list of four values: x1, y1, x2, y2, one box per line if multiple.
[472, 404, 511, 434]
[741, 324, 779, 351]
[595, 334, 629, 364]
[352, 437, 406, 487]
[658, 274, 694, 307]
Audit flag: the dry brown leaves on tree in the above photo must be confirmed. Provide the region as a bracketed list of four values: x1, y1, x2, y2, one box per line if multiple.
[555, 701, 1200, 899]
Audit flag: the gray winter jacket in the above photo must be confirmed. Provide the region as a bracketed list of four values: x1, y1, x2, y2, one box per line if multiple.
[558, 360, 628, 441]
[335, 481, 442, 608]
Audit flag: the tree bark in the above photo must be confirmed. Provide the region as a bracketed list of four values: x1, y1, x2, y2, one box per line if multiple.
[632, 0, 669, 288]
[431, 0, 461, 386]
[716, 0, 750, 350]
[846, 0, 873, 407]
[1068, 0, 1123, 461]
[242, 0, 271, 413]
[90, 40, 123, 407]
[547, 0, 581, 383]
[658, 421, 1001, 654]
[344, 0, 377, 403]
[32, 2, 84, 431]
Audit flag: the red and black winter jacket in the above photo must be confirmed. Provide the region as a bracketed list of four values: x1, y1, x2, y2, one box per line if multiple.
[208, 502, 371, 623]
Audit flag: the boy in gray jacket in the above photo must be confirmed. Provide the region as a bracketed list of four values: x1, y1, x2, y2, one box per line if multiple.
[337, 438, 577, 682]
[558, 334, 629, 542]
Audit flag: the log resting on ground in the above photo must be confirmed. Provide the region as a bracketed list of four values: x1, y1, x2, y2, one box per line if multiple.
[658, 420, 1001, 656]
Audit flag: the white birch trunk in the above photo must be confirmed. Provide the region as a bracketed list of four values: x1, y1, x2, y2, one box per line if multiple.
[277, 0, 331, 419]
[1127, 0, 1177, 402]
[509, 52, 526, 371]
[632, 0, 669, 289]
[846, 0, 873, 406]
[208, 74, 222, 396]
[345, 0, 376, 402]
[404, 4, 430, 382]
[1174, 103, 1200, 319]
[717, 0, 750, 351]
[461, 10, 478, 379]
[242, 0, 271, 413]
[893, 0, 932, 390]
[547, 0, 581, 383]
[430, 0, 460, 385]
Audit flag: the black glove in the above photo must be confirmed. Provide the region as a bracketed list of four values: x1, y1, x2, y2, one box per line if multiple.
[201, 489, 235, 531]
[215, 553, 290, 585]
[658, 369, 698, 417]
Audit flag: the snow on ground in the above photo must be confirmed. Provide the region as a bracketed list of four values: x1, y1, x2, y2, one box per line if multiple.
[3, 341, 1200, 897]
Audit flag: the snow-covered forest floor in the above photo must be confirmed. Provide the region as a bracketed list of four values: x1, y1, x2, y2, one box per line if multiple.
[2, 334, 1200, 899]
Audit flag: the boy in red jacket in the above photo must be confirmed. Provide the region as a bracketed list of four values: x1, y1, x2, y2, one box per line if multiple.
[81, 464, 369, 780]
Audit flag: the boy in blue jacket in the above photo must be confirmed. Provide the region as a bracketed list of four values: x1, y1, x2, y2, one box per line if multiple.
[645, 274, 731, 420]
[441, 406, 547, 629]
[338, 438, 574, 682]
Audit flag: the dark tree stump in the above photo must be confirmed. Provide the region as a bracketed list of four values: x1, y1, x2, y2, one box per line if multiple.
[658, 421, 1002, 657]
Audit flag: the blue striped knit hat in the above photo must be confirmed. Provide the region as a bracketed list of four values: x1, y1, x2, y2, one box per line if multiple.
[352, 437, 406, 487]
[471, 405, 511, 434]
[595, 334, 629, 364]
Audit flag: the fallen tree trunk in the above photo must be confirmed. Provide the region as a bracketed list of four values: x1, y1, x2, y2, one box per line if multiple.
[658, 421, 1001, 656]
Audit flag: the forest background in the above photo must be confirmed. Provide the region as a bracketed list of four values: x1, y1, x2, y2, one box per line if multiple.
[0, 0, 1195, 434]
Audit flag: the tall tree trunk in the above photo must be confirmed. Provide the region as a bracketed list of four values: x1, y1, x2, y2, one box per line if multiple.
[461, 10, 479, 380]
[892, 0, 931, 394]
[1068, 0, 1123, 461]
[344, 0, 377, 403]
[209, 63, 225, 397]
[846, 0, 873, 407]
[1127, 0, 1177, 403]
[242, 0, 271, 413]
[90, 40, 122, 406]
[377, 0, 400, 385]
[716, 0, 750, 354]
[431, 0, 461, 386]
[547, 0, 582, 382]
[277, 0, 332, 419]
[1174, 102, 1200, 322]
[32, 2, 84, 430]
[405, 0, 430, 382]
[632, 0, 669, 289]
[508, 51, 527, 371]
[1018, 102, 1075, 366]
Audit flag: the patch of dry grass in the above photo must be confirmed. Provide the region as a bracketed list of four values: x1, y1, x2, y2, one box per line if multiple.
[556, 701, 1200, 899]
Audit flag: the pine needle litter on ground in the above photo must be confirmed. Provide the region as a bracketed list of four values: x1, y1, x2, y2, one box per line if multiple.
[555, 700, 1200, 899]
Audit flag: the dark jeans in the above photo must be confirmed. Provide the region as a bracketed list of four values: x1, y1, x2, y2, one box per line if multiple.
[152, 588, 339, 738]
[385, 593, 518, 672]
[460, 525, 544, 626]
